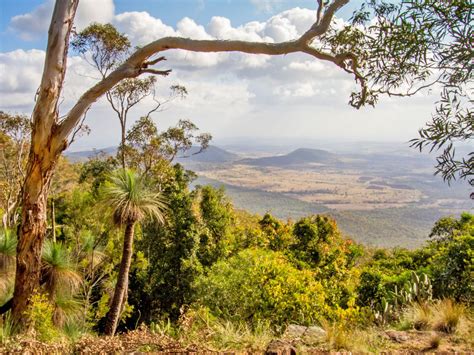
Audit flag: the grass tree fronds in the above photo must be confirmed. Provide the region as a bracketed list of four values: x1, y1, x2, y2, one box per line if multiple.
[42, 240, 83, 298]
[101, 169, 168, 226]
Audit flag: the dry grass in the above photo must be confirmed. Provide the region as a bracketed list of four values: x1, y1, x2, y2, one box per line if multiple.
[432, 299, 467, 334]
[403, 299, 471, 335]
[199, 165, 423, 210]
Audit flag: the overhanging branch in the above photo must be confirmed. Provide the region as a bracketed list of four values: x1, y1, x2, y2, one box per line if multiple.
[56, 0, 359, 150]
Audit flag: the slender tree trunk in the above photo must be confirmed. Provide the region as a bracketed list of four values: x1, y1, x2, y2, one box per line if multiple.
[104, 222, 135, 336]
[120, 120, 126, 169]
[51, 198, 56, 243]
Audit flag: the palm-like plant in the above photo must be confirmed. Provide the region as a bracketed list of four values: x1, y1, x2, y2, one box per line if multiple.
[101, 169, 167, 336]
[41, 240, 82, 298]
[41, 240, 83, 326]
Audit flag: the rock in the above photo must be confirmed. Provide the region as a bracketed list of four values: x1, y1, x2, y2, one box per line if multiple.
[265, 339, 296, 355]
[304, 326, 326, 342]
[283, 324, 326, 342]
[385, 330, 409, 343]
[284, 324, 307, 338]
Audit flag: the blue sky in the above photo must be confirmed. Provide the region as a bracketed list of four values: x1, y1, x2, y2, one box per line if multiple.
[0, 0, 437, 150]
[0, 0, 361, 52]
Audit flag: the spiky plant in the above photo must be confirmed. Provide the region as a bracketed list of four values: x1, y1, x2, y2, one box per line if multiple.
[101, 169, 167, 336]
[53, 294, 83, 328]
[41, 240, 82, 299]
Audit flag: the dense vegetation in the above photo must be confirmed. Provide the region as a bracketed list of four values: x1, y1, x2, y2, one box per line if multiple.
[1, 114, 472, 350]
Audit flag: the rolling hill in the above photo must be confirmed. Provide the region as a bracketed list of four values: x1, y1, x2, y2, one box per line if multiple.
[238, 148, 338, 167]
[176, 145, 240, 163]
[65, 145, 239, 164]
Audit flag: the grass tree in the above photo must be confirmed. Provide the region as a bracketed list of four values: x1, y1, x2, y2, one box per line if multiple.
[101, 169, 166, 336]
[41, 241, 82, 327]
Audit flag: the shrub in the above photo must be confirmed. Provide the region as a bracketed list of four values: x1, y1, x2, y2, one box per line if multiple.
[195, 249, 326, 326]
[25, 291, 60, 342]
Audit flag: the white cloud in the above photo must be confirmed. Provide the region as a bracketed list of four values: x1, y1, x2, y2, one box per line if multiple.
[9, 0, 115, 41]
[9, 1, 52, 41]
[1, 5, 439, 149]
[250, 0, 284, 13]
[0, 49, 44, 94]
[114, 11, 177, 45]
[75, 0, 115, 30]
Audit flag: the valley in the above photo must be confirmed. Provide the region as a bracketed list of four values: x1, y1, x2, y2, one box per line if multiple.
[179, 144, 472, 247]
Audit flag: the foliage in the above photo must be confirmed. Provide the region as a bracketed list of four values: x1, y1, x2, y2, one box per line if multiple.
[124, 116, 211, 177]
[25, 292, 60, 342]
[0, 312, 14, 344]
[402, 299, 469, 334]
[335, 0, 474, 186]
[71, 23, 130, 77]
[0, 229, 16, 273]
[429, 232, 473, 304]
[41, 241, 82, 299]
[129, 165, 204, 323]
[195, 248, 326, 326]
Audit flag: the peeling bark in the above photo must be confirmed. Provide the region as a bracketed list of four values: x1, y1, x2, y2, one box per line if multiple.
[12, 0, 79, 325]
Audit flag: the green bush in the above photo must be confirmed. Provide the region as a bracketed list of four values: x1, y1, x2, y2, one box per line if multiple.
[195, 248, 325, 326]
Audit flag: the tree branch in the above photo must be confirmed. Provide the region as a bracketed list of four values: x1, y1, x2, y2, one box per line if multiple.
[56, 0, 354, 150]
[140, 68, 172, 76]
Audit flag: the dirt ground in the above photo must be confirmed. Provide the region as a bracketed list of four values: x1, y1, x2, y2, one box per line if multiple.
[1, 328, 472, 354]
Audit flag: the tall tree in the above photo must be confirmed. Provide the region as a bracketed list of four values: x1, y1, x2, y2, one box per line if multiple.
[13, 0, 446, 325]
[101, 169, 166, 336]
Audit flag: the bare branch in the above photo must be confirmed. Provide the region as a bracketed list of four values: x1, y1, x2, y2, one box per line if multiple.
[69, 107, 90, 145]
[143, 56, 166, 66]
[316, 0, 323, 25]
[140, 68, 172, 76]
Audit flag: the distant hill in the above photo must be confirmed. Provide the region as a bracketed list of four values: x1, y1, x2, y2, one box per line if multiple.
[64, 147, 116, 162]
[239, 148, 338, 167]
[177, 145, 240, 163]
[65, 145, 238, 164]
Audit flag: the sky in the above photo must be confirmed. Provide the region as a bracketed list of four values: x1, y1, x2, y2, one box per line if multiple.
[0, 0, 439, 151]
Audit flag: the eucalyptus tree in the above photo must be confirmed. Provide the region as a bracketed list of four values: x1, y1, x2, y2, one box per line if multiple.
[72, 24, 188, 168]
[0, 112, 30, 229]
[101, 169, 167, 335]
[12, 0, 470, 325]
[124, 116, 211, 179]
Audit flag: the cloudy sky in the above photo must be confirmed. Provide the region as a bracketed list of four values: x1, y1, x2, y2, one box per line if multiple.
[0, 0, 438, 151]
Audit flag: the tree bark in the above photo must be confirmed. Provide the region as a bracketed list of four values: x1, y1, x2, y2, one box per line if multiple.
[104, 222, 135, 336]
[11, 0, 79, 326]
